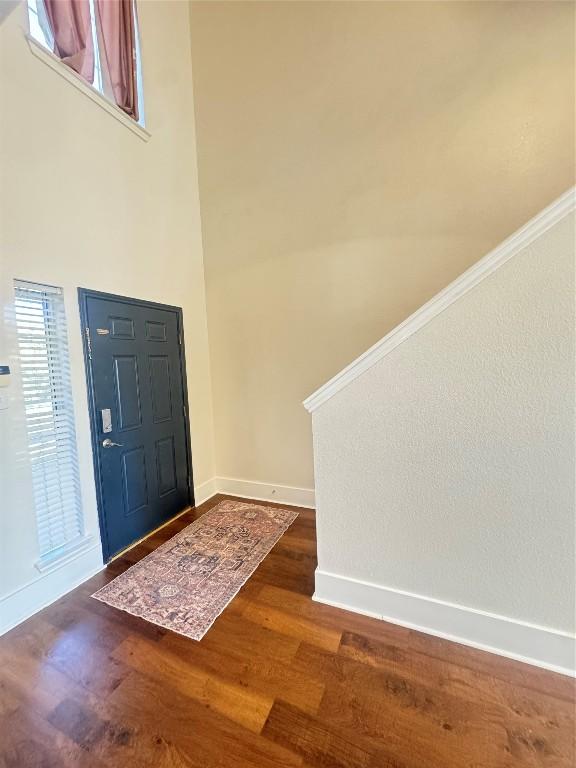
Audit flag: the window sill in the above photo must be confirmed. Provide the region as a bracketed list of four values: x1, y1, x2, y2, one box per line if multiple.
[26, 35, 151, 143]
[35, 534, 96, 575]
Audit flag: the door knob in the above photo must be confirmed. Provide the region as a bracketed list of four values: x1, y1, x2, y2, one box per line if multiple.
[102, 438, 123, 448]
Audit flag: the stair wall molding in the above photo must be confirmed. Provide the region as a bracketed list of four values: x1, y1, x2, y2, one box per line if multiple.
[304, 187, 576, 413]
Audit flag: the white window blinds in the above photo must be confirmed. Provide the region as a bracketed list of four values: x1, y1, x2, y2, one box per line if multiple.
[14, 280, 84, 560]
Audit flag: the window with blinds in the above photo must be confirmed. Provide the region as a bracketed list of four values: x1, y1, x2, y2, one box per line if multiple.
[14, 280, 84, 561]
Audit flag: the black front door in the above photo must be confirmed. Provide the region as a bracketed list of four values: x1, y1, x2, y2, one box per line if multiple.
[80, 290, 193, 561]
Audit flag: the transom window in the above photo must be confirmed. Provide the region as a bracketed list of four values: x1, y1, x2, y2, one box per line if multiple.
[27, 0, 145, 126]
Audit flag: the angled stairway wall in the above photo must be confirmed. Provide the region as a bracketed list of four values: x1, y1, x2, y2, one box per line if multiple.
[306, 190, 576, 675]
[190, 0, 575, 494]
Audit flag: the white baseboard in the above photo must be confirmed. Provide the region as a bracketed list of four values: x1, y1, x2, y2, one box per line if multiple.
[314, 569, 575, 677]
[216, 476, 315, 508]
[193, 476, 315, 509]
[194, 477, 219, 506]
[0, 543, 105, 636]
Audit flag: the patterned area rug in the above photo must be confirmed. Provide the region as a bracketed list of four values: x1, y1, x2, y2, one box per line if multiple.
[92, 499, 298, 640]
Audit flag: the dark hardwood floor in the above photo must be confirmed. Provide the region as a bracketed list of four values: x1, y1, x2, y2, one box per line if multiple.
[0, 494, 574, 768]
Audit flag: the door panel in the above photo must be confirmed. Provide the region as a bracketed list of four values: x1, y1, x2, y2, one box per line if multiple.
[110, 316, 135, 339]
[145, 320, 167, 342]
[121, 448, 149, 514]
[81, 292, 192, 560]
[156, 436, 177, 496]
[149, 356, 172, 422]
[114, 356, 142, 430]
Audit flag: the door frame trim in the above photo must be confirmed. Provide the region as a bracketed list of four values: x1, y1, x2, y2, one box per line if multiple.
[78, 288, 195, 562]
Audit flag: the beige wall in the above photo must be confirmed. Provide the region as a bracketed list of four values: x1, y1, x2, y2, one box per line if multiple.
[190, 0, 575, 491]
[312, 207, 575, 670]
[0, 2, 214, 620]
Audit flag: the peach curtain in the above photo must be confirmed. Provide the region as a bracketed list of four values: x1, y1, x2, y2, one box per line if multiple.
[95, 0, 139, 120]
[41, 0, 94, 82]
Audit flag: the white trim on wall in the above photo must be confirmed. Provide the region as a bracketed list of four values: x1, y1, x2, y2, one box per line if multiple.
[26, 35, 151, 142]
[194, 477, 315, 509]
[304, 187, 576, 413]
[216, 477, 315, 508]
[314, 569, 576, 677]
[0, 543, 104, 636]
[194, 478, 219, 506]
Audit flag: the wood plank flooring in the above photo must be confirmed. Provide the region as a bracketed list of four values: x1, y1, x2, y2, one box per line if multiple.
[0, 494, 574, 767]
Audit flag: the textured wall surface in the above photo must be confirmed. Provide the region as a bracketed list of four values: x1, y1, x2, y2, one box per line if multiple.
[312, 212, 575, 632]
[0, 2, 214, 603]
[190, 0, 575, 490]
